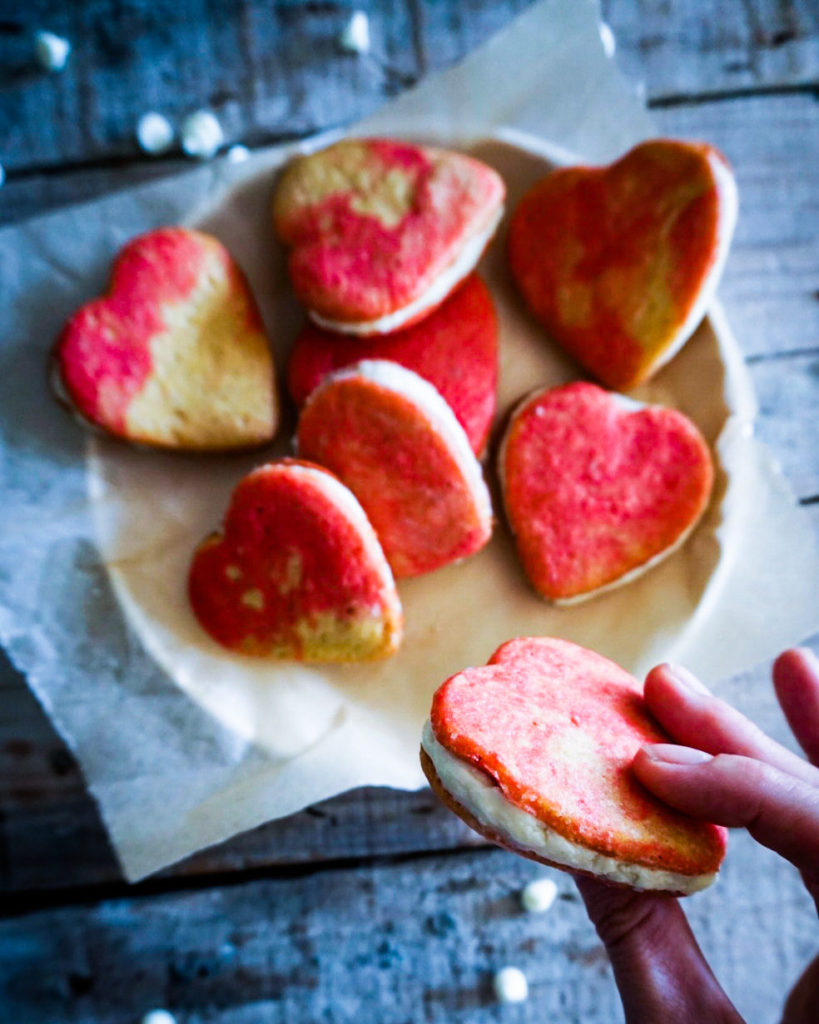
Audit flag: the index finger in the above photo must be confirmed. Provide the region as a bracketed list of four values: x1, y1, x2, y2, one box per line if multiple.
[644, 664, 819, 789]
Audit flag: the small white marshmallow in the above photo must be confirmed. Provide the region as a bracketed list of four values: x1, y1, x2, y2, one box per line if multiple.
[339, 11, 371, 54]
[181, 110, 224, 160]
[34, 31, 71, 72]
[599, 21, 616, 58]
[493, 966, 529, 1004]
[520, 876, 558, 913]
[141, 1011, 177, 1024]
[136, 112, 175, 155]
[226, 144, 251, 164]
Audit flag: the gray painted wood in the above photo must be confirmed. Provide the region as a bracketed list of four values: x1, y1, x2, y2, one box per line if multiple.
[2, 0, 819, 225]
[2, 3, 819, 1021]
[1, 831, 817, 1024]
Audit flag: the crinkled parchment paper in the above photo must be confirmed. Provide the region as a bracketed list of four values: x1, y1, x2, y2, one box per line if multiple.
[1, 0, 818, 880]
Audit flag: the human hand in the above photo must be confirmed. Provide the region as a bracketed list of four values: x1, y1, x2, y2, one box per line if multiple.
[576, 647, 819, 1024]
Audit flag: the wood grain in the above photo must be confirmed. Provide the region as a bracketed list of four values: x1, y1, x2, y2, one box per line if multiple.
[1, 831, 816, 1023]
[2, 4, 819, 1020]
[1, 0, 819, 225]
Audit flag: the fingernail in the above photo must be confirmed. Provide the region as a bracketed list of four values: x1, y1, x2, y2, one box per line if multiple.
[665, 663, 711, 696]
[643, 743, 713, 765]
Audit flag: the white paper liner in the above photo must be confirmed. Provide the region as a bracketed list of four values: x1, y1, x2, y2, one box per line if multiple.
[1, 0, 817, 881]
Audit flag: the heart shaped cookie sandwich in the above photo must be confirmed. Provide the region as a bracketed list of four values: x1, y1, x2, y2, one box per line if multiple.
[297, 360, 493, 578]
[54, 227, 278, 451]
[273, 138, 505, 335]
[188, 459, 402, 660]
[287, 274, 498, 455]
[499, 382, 713, 603]
[508, 139, 737, 389]
[421, 636, 727, 893]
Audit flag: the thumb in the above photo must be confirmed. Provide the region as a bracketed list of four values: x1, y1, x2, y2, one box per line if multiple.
[576, 878, 743, 1023]
[635, 745, 819, 885]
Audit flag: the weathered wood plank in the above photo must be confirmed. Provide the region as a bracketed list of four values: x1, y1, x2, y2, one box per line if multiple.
[654, 93, 819, 363]
[1, 827, 817, 1024]
[1, 0, 818, 221]
[604, 0, 819, 102]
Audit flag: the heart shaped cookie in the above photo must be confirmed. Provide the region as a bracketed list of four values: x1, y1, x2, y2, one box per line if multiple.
[499, 382, 713, 602]
[54, 227, 278, 451]
[188, 459, 402, 660]
[273, 138, 505, 335]
[421, 636, 727, 893]
[287, 274, 498, 455]
[508, 139, 737, 389]
[297, 360, 492, 578]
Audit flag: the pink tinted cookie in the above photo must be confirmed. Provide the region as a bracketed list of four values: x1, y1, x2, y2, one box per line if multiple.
[508, 139, 737, 389]
[189, 459, 402, 661]
[297, 360, 492, 577]
[287, 274, 498, 455]
[273, 138, 504, 335]
[421, 636, 727, 893]
[499, 382, 713, 602]
[54, 227, 278, 451]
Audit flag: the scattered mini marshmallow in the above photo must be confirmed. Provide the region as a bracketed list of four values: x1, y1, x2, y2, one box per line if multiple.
[34, 30, 71, 72]
[141, 1011, 177, 1024]
[339, 10, 371, 54]
[226, 144, 251, 164]
[493, 966, 529, 1004]
[599, 21, 616, 58]
[136, 112, 175, 155]
[520, 876, 558, 914]
[181, 110, 224, 159]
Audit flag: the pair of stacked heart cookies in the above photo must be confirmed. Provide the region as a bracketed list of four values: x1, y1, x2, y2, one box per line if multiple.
[247, 140, 507, 658]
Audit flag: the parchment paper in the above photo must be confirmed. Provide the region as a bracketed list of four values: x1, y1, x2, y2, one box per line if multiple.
[1, 0, 818, 881]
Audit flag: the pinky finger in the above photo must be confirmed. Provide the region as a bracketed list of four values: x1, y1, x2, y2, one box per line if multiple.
[774, 648, 819, 768]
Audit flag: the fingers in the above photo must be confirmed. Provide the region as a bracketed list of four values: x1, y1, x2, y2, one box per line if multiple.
[576, 877, 744, 1023]
[644, 664, 819, 788]
[774, 648, 819, 768]
[634, 746, 819, 881]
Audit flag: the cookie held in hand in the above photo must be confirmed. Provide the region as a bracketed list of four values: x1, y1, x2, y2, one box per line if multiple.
[421, 636, 727, 893]
[54, 227, 278, 451]
[287, 273, 498, 455]
[273, 138, 505, 335]
[189, 459, 402, 661]
[297, 360, 493, 578]
[508, 139, 737, 389]
[499, 382, 713, 603]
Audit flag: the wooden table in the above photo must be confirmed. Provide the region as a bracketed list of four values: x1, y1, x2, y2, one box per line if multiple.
[1, 2, 818, 1021]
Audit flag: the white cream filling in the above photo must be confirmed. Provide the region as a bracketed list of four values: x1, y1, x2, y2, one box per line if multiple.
[309, 203, 503, 336]
[314, 359, 492, 529]
[421, 720, 716, 894]
[644, 151, 739, 377]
